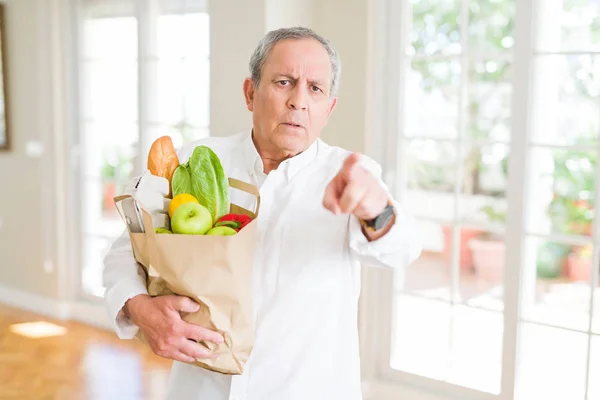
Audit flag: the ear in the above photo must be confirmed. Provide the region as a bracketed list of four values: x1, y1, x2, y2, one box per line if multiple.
[325, 97, 337, 121]
[243, 78, 255, 112]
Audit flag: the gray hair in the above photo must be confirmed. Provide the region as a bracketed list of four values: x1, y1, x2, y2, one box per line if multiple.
[249, 27, 341, 97]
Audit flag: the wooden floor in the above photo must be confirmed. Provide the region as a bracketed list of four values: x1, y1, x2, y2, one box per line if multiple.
[0, 304, 172, 399]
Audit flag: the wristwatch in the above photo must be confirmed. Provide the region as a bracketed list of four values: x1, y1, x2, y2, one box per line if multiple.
[361, 200, 395, 232]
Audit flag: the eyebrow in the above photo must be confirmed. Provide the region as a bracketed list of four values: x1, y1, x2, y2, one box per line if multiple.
[274, 73, 326, 88]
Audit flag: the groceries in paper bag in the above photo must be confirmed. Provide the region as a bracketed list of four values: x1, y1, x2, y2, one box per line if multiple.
[148, 136, 256, 236]
[114, 136, 260, 375]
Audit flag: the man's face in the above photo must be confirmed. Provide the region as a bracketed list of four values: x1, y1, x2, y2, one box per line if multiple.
[244, 38, 337, 155]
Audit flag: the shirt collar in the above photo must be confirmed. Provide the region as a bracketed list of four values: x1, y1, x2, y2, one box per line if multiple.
[243, 130, 320, 182]
[243, 131, 265, 178]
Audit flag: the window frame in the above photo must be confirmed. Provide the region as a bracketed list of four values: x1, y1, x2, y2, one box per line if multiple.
[361, 0, 600, 399]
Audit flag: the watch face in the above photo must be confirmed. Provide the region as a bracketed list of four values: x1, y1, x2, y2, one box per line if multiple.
[374, 204, 394, 230]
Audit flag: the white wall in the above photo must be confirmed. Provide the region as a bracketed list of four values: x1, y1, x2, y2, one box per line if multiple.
[209, 0, 314, 138]
[0, 0, 70, 311]
[208, 0, 264, 137]
[313, 0, 371, 154]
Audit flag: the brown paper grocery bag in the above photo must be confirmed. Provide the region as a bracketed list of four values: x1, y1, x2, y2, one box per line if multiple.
[114, 177, 260, 375]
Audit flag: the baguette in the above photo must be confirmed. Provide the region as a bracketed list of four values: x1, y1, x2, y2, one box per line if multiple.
[147, 136, 180, 197]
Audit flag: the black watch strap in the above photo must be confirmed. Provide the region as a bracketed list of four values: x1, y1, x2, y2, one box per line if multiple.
[361, 200, 394, 232]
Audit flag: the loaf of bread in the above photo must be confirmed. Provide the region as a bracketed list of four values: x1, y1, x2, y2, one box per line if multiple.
[147, 135, 179, 197]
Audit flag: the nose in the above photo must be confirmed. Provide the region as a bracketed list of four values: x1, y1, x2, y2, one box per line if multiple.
[287, 86, 308, 111]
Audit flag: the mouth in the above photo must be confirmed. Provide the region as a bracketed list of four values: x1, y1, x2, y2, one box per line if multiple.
[282, 122, 304, 129]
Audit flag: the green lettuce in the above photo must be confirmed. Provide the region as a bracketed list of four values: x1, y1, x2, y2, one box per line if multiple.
[172, 165, 192, 198]
[172, 145, 230, 222]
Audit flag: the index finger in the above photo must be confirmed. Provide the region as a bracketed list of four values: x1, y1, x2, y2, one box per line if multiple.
[341, 153, 361, 183]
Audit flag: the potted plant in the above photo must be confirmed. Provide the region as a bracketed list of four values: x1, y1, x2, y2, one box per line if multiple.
[407, 146, 481, 269]
[468, 204, 506, 282]
[101, 149, 133, 215]
[543, 147, 596, 280]
[536, 241, 571, 279]
[548, 197, 594, 236]
[567, 244, 593, 282]
[441, 225, 482, 270]
[101, 159, 117, 214]
[547, 148, 595, 235]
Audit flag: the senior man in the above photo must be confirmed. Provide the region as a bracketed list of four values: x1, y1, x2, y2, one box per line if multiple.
[103, 26, 422, 400]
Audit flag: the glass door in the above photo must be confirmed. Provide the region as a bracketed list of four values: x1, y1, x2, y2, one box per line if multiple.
[78, 0, 139, 298]
[388, 0, 514, 395]
[516, 1, 600, 398]
[75, 0, 210, 299]
[376, 1, 600, 399]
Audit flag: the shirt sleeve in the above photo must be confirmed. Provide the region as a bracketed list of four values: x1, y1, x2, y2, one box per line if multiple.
[102, 229, 148, 339]
[349, 200, 422, 269]
[347, 156, 422, 269]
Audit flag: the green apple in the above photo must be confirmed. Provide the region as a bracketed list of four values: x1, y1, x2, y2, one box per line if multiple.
[206, 226, 237, 236]
[155, 227, 173, 234]
[171, 202, 213, 235]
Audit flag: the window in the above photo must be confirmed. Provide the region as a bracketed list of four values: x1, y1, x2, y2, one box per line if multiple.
[75, 0, 209, 298]
[372, 0, 600, 399]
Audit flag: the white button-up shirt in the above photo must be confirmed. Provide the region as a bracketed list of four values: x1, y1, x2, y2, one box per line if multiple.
[103, 130, 422, 400]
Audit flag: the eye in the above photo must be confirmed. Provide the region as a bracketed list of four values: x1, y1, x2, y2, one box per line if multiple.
[277, 80, 290, 86]
[311, 85, 323, 93]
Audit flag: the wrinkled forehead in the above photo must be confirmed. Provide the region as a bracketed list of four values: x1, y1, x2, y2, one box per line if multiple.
[262, 38, 332, 84]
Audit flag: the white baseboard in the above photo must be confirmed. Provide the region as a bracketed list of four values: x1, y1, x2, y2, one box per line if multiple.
[0, 283, 70, 320]
[0, 283, 112, 332]
[69, 301, 112, 331]
[363, 381, 459, 400]
[363, 380, 496, 400]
